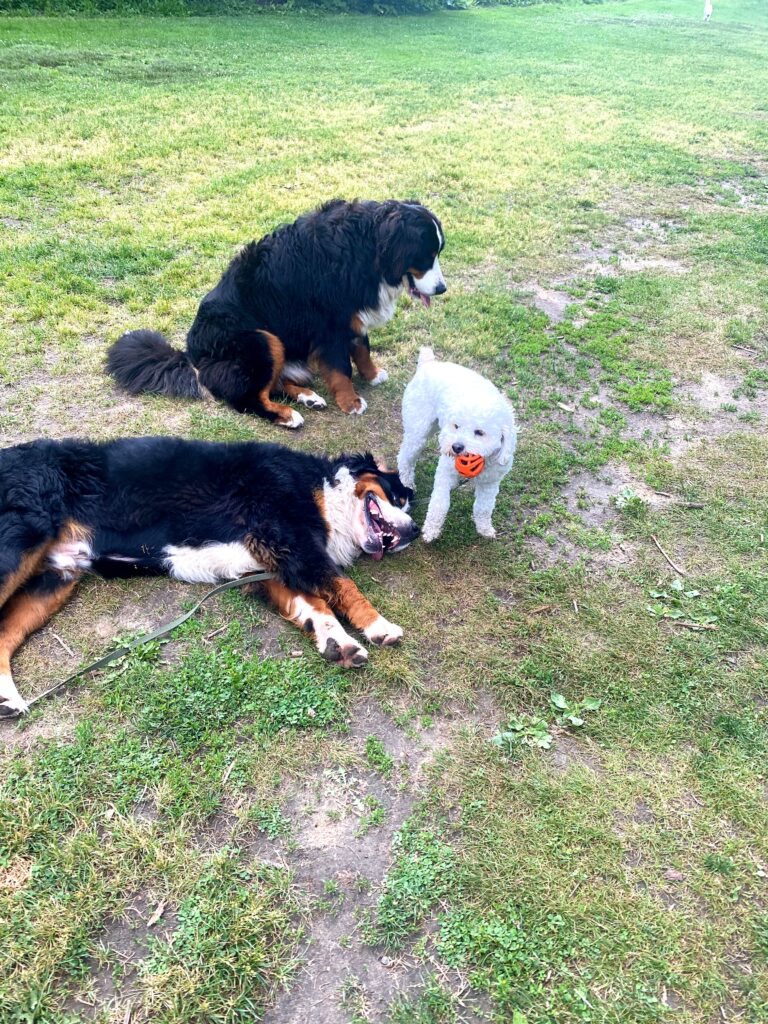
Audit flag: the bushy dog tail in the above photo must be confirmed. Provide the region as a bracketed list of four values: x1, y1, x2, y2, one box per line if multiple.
[417, 346, 436, 368]
[106, 330, 201, 399]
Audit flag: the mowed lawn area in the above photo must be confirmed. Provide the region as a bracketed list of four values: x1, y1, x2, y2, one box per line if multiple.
[1, 2, 767, 1021]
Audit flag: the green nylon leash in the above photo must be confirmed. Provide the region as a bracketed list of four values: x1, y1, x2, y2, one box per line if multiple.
[14, 570, 277, 719]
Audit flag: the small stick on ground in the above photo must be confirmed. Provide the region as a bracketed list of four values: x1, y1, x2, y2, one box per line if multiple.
[51, 632, 75, 657]
[529, 604, 554, 615]
[651, 535, 686, 576]
[204, 624, 229, 642]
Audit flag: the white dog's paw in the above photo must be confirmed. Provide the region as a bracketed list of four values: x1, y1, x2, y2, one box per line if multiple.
[297, 391, 327, 409]
[364, 616, 403, 646]
[421, 522, 443, 543]
[370, 369, 389, 386]
[0, 675, 28, 718]
[348, 396, 368, 416]
[48, 539, 92, 576]
[475, 522, 497, 539]
[279, 409, 304, 429]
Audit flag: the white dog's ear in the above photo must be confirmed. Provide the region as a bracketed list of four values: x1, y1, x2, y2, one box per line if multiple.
[497, 425, 515, 466]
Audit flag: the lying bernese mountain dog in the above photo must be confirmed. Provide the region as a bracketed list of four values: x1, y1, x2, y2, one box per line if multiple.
[106, 199, 446, 428]
[0, 436, 418, 717]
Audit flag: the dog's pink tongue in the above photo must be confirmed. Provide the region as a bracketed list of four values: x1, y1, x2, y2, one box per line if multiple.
[420, 293, 431, 309]
[371, 548, 384, 561]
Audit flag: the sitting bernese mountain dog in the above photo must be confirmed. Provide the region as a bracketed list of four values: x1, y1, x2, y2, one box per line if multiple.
[0, 436, 418, 717]
[106, 199, 446, 428]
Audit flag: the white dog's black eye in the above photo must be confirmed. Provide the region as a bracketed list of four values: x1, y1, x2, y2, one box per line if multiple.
[474, 429, 485, 437]
[453, 423, 458, 430]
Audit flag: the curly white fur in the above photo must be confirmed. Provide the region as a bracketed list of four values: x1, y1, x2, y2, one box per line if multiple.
[397, 347, 517, 542]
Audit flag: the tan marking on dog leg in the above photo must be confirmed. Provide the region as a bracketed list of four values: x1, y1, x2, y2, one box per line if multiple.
[317, 366, 367, 416]
[281, 381, 327, 409]
[256, 333, 303, 426]
[256, 578, 368, 667]
[0, 579, 80, 715]
[0, 544, 51, 609]
[327, 577, 403, 645]
[351, 340, 383, 383]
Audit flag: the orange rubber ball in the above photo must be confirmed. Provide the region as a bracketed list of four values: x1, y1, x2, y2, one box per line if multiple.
[455, 452, 485, 478]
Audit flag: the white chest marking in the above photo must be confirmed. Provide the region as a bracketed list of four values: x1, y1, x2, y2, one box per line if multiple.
[354, 281, 403, 332]
[163, 542, 263, 584]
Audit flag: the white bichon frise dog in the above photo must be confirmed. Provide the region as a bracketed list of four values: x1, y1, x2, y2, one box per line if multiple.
[397, 348, 517, 542]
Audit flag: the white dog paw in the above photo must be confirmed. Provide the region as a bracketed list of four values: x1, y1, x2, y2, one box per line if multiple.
[47, 539, 92, 577]
[421, 523, 443, 543]
[475, 523, 497, 539]
[370, 369, 389, 386]
[364, 616, 403, 646]
[279, 410, 304, 429]
[0, 674, 28, 718]
[297, 391, 327, 409]
[348, 396, 368, 416]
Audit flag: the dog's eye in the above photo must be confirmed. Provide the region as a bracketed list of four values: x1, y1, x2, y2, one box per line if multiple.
[453, 423, 458, 430]
[474, 429, 485, 437]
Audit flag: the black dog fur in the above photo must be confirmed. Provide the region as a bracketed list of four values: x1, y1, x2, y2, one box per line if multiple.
[106, 199, 445, 424]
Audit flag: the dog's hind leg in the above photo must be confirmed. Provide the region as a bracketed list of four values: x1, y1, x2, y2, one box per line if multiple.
[0, 569, 81, 716]
[280, 380, 327, 410]
[256, 578, 369, 669]
[196, 331, 303, 428]
[398, 400, 436, 490]
[0, 542, 51, 610]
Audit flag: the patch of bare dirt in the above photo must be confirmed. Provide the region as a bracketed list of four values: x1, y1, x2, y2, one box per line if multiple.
[548, 732, 604, 775]
[526, 461, 653, 569]
[717, 178, 768, 208]
[63, 892, 177, 1021]
[676, 371, 766, 416]
[526, 532, 639, 570]
[0, 855, 33, 892]
[0, 700, 81, 756]
[571, 217, 688, 278]
[521, 282, 580, 323]
[256, 696, 494, 1023]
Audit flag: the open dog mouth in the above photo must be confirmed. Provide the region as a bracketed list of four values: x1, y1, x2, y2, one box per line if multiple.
[364, 493, 402, 561]
[407, 273, 431, 309]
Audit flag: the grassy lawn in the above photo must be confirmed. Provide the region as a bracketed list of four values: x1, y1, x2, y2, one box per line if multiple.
[1, 1, 768, 1021]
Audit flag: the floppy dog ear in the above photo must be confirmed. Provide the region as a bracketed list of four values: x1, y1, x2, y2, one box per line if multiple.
[375, 206, 410, 285]
[497, 421, 516, 466]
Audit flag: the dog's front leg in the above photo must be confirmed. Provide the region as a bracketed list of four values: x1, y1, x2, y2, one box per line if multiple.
[258, 578, 368, 668]
[472, 478, 502, 539]
[351, 336, 388, 386]
[422, 457, 459, 543]
[315, 355, 367, 416]
[326, 577, 403, 645]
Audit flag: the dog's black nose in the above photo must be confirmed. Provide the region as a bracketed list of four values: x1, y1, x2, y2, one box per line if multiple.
[451, 442, 465, 455]
[434, 282, 447, 296]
